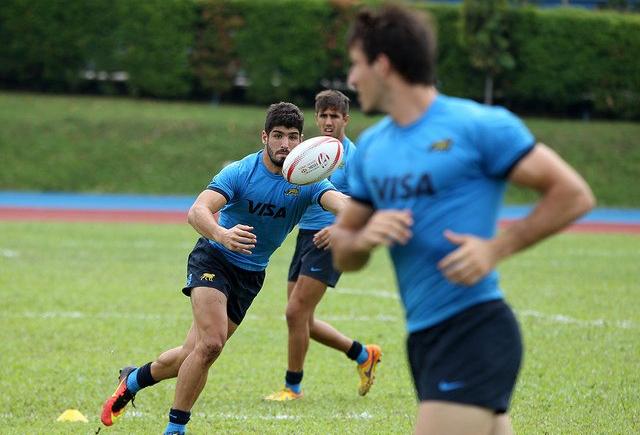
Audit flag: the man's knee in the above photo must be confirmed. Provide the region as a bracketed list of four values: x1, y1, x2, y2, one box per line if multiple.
[195, 335, 226, 364]
[286, 297, 310, 327]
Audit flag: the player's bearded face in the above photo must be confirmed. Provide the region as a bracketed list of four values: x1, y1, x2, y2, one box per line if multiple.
[263, 128, 301, 167]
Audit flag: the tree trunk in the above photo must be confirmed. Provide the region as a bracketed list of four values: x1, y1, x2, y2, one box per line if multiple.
[484, 74, 494, 105]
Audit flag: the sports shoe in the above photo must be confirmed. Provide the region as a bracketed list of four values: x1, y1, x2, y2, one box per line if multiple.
[264, 387, 303, 401]
[101, 366, 137, 426]
[357, 344, 382, 396]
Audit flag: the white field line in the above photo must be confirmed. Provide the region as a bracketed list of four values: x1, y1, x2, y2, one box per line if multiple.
[0, 310, 400, 323]
[0, 248, 19, 258]
[125, 410, 375, 421]
[2, 410, 381, 422]
[1, 288, 635, 329]
[517, 309, 636, 329]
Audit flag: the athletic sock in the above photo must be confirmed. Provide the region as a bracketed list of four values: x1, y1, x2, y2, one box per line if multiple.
[285, 370, 303, 394]
[347, 341, 367, 363]
[126, 362, 157, 394]
[164, 408, 190, 434]
[356, 346, 369, 365]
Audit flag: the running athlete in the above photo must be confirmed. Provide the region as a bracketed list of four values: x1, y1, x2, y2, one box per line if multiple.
[265, 90, 381, 402]
[100, 102, 348, 435]
[332, 5, 595, 435]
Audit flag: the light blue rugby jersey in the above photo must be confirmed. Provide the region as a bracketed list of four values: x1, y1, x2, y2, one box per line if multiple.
[207, 150, 334, 271]
[298, 136, 356, 230]
[348, 94, 535, 333]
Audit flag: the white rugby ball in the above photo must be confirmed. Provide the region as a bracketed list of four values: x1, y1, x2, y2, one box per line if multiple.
[282, 136, 343, 185]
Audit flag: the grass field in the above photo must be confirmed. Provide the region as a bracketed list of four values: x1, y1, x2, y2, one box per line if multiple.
[1, 92, 640, 206]
[0, 221, 638, 434]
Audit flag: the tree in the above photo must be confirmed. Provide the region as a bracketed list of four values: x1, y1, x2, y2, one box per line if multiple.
[460, 0, 515, 104]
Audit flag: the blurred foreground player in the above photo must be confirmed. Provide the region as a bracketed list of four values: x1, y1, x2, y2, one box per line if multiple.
[332, 4, 595, 435]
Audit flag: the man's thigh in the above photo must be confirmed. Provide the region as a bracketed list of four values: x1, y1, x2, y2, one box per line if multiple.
[415, 401, 496, 435]
[288, 274, 328, 311]
[190, 286, 229, 337]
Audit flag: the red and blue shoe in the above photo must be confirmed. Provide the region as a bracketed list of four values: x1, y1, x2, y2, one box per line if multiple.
[100, 366, 137, 426]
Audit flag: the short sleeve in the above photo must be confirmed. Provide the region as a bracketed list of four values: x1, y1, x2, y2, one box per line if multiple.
[207, 161, 241, 202]
[312, 178, 336, 206]
[476, 107, 536, 178]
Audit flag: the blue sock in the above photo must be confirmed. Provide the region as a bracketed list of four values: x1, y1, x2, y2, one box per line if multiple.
[164, 421, 186, 434]
[356, 347, 369, 365]
[165, 408, 190, 434]
[286, 381, 302, 394]
[126, 368, 141, 394]
[285, 370, 303, 393]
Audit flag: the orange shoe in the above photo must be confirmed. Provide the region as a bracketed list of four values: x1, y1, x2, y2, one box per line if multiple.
[100, 366, 137, 426]
[264, 387, 304, 401]
[357, 344, 382, 396]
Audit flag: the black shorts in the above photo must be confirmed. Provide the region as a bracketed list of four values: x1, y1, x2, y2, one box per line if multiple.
[182, 238, 265, 325]
[407, 299, 523, 413]
[287, 229, 341, 287]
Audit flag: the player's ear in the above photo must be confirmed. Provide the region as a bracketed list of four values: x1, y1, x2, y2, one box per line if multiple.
[261, 130, 268, 145]
[373, 54, 391, 77]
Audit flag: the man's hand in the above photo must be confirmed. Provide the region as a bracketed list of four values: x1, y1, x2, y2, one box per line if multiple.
[313, 225, 334, 250]
[438, 230, 499, 286]
[218, 224, 256, 255]
[354, 210, 413, 251]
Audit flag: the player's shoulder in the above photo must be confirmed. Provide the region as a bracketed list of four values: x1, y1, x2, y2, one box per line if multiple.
[437, 94, 521, 127]
[356, 116, 394, 149]
[223, 150, 261, 174]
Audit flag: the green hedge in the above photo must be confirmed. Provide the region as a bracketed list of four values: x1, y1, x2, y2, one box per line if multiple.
[1, 1, 639, 117]
[504, 7, 640, 118]
[0, 0, 195, 97]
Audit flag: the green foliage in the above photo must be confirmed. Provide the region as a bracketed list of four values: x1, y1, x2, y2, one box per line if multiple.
[231, 0, 332, 105]
[1, 1, 639, 117]
[1, 222, 639, 434]
[423, 5, 484, 99]
[0, 0, 195, 98]
[504, 7, 640, 117]
[191, 0, 244, 98]
[0, 0, 108, 90]
[114, 0, 196, 98]
[460, 0, 515, 76]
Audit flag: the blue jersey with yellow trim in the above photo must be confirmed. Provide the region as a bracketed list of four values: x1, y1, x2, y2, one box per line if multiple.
[208, 151, 334, 271]
[298, 136, 356, 230]
[348, 94, 535, 333]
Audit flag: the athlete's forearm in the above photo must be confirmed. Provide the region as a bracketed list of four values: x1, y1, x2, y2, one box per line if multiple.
[331, 227, 371, 271]
[491, 181, 595, 261]
[187, 204, 225, 242]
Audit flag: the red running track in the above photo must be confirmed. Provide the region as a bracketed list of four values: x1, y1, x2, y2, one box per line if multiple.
[1, 207, 639, 234]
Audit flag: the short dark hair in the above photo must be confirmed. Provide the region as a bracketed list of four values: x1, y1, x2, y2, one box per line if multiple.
[347, 4, 437, 86]
[264, 102, 304, 134]
[315, 90, 350, 115]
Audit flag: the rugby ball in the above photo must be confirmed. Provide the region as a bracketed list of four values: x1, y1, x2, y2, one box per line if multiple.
[282, 136, 343, 185]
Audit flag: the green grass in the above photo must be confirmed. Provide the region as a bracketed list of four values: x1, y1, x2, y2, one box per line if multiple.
[1, 91, 639, 206]
[0, 221, 638, 434]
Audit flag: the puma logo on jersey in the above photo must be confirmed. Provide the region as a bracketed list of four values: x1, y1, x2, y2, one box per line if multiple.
[429, 139, 452, 152]
[200, 273, 215, 281]
[285, 187, 300, 196]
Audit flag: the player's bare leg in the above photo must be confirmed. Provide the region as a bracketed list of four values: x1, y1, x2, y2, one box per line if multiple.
[414, 401, 497, 435]
[171, 287, 231, 411]
[151, 318, 239, 381]
[265, 275, 380, 401]
[286, 275, 350, 371]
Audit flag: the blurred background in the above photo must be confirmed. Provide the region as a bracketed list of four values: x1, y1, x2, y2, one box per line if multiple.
[1, 0, 639, 205]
